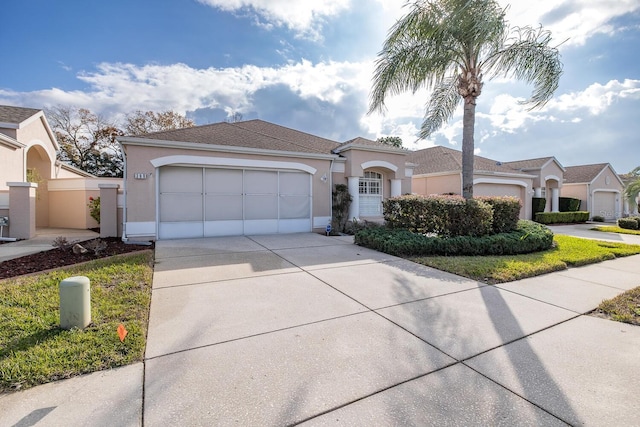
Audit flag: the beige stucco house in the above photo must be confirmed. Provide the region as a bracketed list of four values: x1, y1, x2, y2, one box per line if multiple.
[409, 146, 536, 219]
[561, 163, 624, 220]
[409, 146, 624, 221]
[0, 105, 122, 239]
[117, 120, 412, 240]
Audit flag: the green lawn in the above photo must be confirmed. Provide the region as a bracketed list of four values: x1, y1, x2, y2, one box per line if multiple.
[411, 234, 640, 284]
[0, 251, 153, 392]
[595, 287, 640, 326]
[591, 225, 640, 236]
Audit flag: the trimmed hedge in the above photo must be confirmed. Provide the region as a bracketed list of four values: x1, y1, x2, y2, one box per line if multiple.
[618, 217, 640, 230]
[355, 220, 554, 256]
[383, 195, 493, 237]
[535, 211, 590, 224]
[532, 197, 546, 215]
[477, 196, 521, 234]
[559, 197, 581, 212]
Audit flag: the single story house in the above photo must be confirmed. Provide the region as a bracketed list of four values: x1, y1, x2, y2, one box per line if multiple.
[409, 146, 536, 219]
[117, 120, 413, 240]
[0, 105, 122, 239]
[409, 146, 623, 221]
[561, 163, 624, 220]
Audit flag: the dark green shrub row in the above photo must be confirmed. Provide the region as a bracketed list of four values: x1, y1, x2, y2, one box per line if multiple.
[383, 195, 521, 237]
[618, 217, 640, 230]
[477, 196, 521, 234]
[534, 211, 590, 224]
[559, 197, 581, 212]
[355, 220, 554, 256]
[532, 197, 546, 214]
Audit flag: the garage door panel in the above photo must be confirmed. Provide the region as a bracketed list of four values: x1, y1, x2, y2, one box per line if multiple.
[161, 167, 202, 192]
[205, 169, 242, 193]
[205, 195, 243, 220]
[245, 170, 278, 193]
[280, 172, 309, 195]
[594, 192, 616, 219]
[159, 194, 203, 222]
[280, 195, 310, 219]
[245, 195, 278, 219]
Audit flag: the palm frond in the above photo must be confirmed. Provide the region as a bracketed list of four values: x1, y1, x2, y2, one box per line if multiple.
[419, 77, 460, 138]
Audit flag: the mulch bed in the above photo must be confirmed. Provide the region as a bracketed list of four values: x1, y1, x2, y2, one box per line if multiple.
[0, 238, 154, 280]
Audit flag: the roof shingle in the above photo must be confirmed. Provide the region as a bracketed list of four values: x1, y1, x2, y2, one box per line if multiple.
[563, 163, 609, 183]
[0, 105, 41, 125]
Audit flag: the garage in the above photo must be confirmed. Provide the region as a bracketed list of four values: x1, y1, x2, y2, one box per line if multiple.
[593, 191, 617, 220]
[158, 166, 311, 239]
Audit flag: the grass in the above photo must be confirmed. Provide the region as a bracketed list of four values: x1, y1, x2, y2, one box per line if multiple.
[0, 251, 153, 392]
[591, 225, 640, 236]
[411, 235, 640, 284]
[595, 286, 640, 326]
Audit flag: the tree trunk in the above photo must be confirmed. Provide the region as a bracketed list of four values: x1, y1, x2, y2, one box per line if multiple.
[461, 98, 476, 200]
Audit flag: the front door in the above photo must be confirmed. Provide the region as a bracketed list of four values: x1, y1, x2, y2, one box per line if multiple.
[359, 171, 383, 216]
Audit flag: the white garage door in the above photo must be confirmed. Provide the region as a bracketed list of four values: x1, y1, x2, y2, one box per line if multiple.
[593, 192, 617, 220]
[158, 166, 311, 239]
[474, 183, 522, 199]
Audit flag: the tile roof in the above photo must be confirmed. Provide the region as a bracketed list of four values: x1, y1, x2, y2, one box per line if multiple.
[502, 157, 555, 170]
[408, 146, 522, 175]
[563, 163, 609, 183]
[0, 105, 41, 125]
[131, 119, 341, 155]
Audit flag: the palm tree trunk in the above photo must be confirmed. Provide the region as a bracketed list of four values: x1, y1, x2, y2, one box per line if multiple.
[461, 98, 476, 199]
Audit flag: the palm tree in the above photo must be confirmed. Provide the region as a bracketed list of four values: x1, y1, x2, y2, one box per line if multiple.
[624, 166, 640, 215]
[369, 0, 563, 199]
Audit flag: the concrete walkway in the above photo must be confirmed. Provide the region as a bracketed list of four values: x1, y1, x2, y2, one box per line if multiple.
[0, 228, 99, 263]
[1, 231, 639, 426]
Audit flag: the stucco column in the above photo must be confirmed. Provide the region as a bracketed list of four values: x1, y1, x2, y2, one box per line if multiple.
[8, 182, 37, 239]
[534, 187, 542, 198]
[390, 179, 402, 198]
[551, 188, 560, 212]
[347, 176, 360, 220]
[99, 183, 120, 238]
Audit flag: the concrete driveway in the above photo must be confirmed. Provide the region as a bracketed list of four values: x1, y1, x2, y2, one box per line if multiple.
[143, 233, 640, 426]
[2, 231, 639, 426]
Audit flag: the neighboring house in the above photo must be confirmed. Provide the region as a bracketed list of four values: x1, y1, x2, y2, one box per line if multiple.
[561, 163, 624, 221]
[0, 105, 122, 239]
[117, 120, 412, 240]
[409, 146, 535, 219]
[409, 145, 625, 222]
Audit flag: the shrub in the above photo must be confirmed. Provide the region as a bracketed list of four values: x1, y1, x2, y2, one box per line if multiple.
[331, 184, 352, 233]
[354, 220, 553, 256]
[88, 196, 101, 224]
[559, 197, 581, 212]
[477, 196, 521, 233]
[592, 215, 605, 222]
[383, 194, 493, 237]
[618, 217, 639, 230]
[535, 211, 589, 224]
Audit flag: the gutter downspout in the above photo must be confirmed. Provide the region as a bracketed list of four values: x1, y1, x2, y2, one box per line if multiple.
[329, 158, 334, 229]
[119, 141, 128, 242]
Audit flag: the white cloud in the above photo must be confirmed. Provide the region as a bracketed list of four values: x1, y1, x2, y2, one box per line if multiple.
[502, 0, 640, 46]
[196, 0, 352, 39]
[546, 79, 640, 114]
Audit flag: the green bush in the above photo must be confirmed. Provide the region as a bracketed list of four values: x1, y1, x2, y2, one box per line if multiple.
[618, 217, 639, 230]
[477, 196, 521, 233]
[592, 215, 605, 222]
[383, 195, 493, 237]
[559, 197, 581, 212]
[355, 220, 553, 256]
[532, 197, 546, 216]
[535, 211, 589, 224]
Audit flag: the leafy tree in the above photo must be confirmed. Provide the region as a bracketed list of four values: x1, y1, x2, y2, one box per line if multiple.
[369, 0, 563, 199]
[47, 106, 123, 177]
[376, 136, 403, 148]
[624, 166, 640, 214]
[124, 110, 195, 135]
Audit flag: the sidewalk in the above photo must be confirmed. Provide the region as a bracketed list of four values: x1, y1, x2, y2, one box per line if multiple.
[1, 232, 639, 426]
[0, 228, 98, 263]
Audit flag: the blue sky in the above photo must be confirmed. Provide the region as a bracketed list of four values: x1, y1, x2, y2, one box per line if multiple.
[1, 0, 639, 174]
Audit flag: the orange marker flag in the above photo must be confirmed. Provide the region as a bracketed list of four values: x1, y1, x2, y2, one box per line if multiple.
[117, 324, 128, 342]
